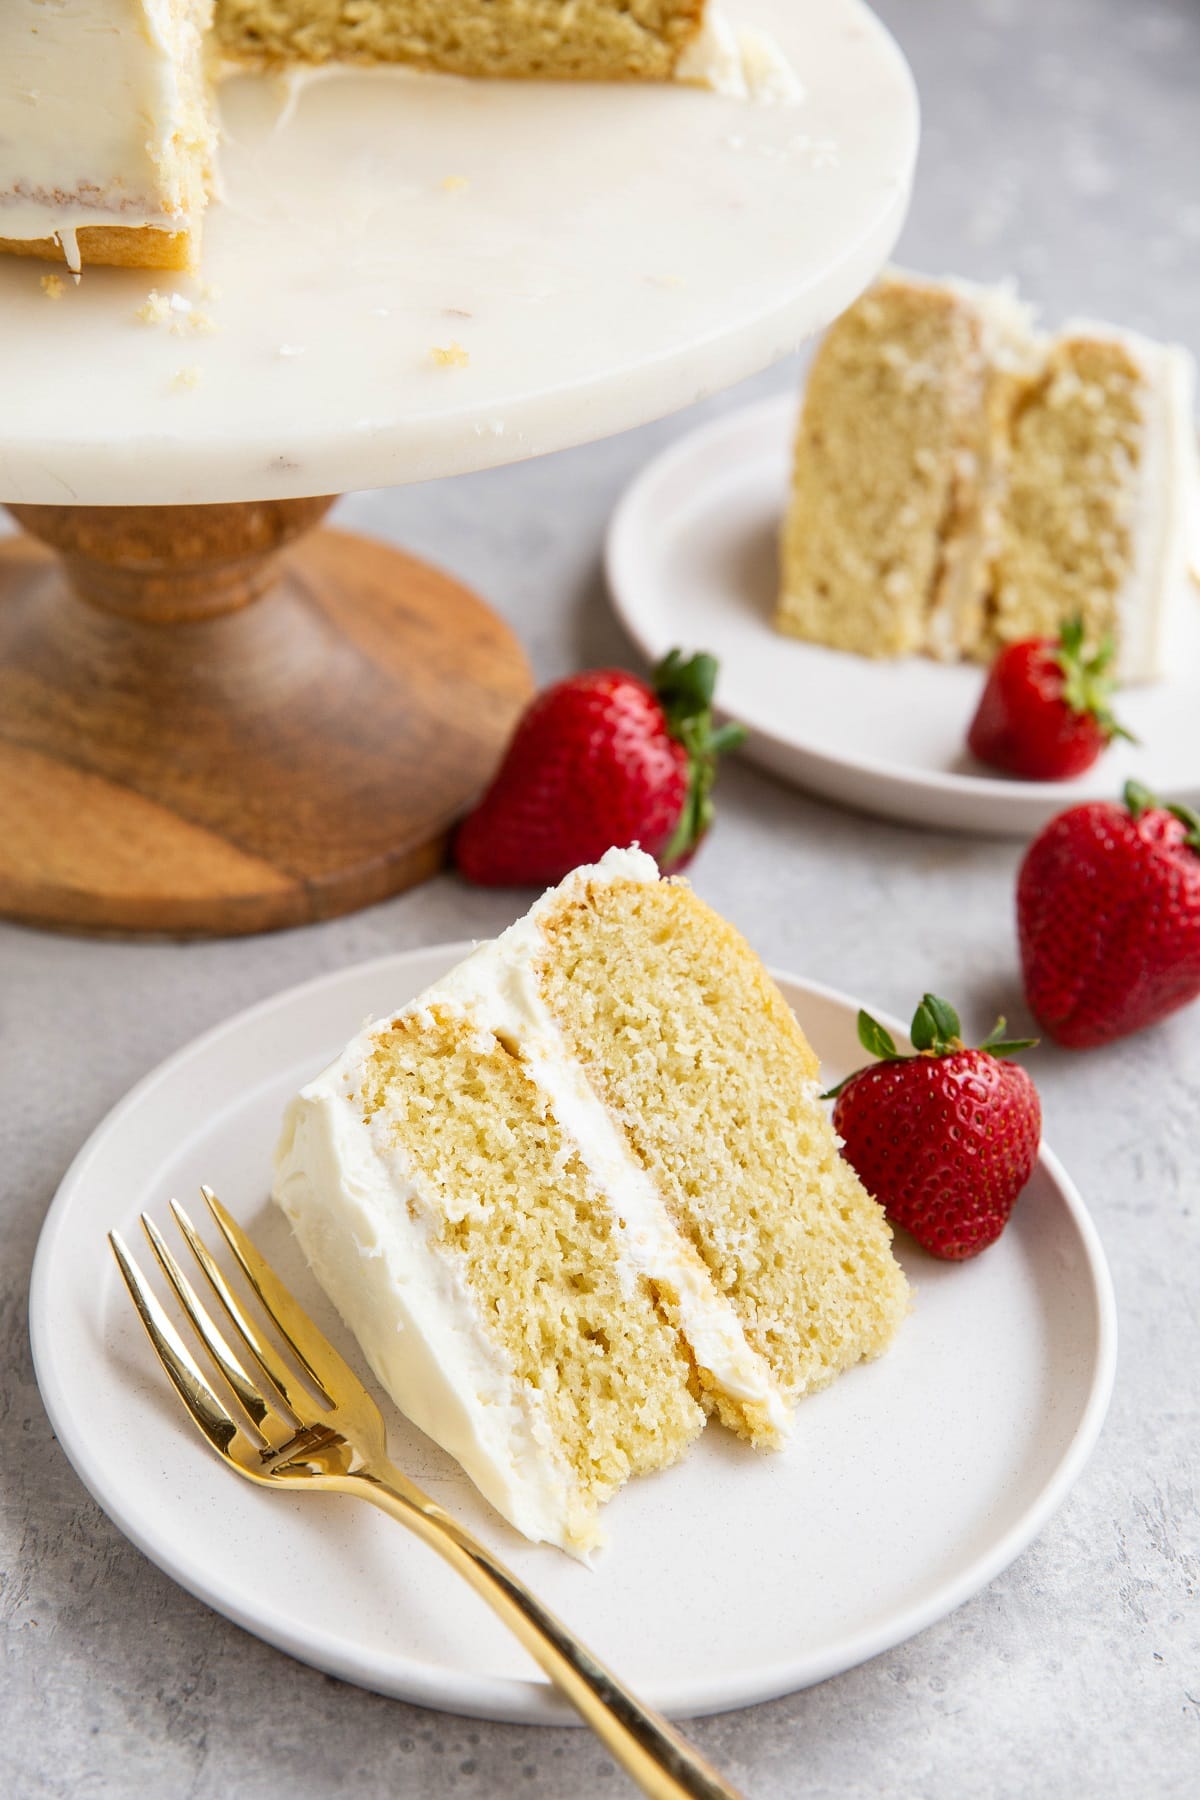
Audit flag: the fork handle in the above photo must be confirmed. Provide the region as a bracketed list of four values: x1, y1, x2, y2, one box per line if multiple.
[349, 1466, 746, 1800]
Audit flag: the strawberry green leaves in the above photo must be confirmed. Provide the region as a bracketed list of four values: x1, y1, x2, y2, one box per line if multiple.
[909, 994, 962, 1055]
[1054, 616, 1135, 745]
[824, 993, 1035, 1098]
[977, 1017, 1039, 1057]
[655, 650, 747, 870]
[1125, 779, 1200, 851]
[856, 1010, 903, 1062]
[967, 617, 1134, 781]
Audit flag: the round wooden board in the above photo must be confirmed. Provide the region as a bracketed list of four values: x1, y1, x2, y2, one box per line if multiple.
[0, 528, 533, 936]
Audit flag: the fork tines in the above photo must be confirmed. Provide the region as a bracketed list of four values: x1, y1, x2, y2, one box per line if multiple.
[109, 1187, 342, 1469]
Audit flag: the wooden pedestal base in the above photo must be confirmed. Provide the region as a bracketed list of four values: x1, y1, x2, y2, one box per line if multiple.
[0, 501, 533, 936]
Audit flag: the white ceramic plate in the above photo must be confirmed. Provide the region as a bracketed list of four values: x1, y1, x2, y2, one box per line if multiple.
[30, 948, 1116, 1724]
[607, 392, 1200, 837]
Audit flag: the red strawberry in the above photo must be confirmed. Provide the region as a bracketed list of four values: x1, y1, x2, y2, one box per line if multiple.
[1017, 780, 1200, 1048]
[455, 650, 745, 886]
[967, 616, 1133, 780]
[828, 995, 1041, 1261]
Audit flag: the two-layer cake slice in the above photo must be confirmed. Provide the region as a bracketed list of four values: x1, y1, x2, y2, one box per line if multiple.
[274, 849, 910, 1556]
[777, 271, 1198, 682]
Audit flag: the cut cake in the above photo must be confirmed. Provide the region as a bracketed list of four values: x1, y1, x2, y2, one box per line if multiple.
[777, 271, 1198, 683]
[0, 1, 765, 275]
[0, 1, 217, 273]
[273, 847, 910, 1556]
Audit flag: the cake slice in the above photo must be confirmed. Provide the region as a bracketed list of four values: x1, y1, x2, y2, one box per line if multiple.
[0, 1, 218, 275]
[273, 848, 909, 1556]
[777, 271, 1036, 665]
[987, 326, 1197, 681]
[776, 272, 1197, 683]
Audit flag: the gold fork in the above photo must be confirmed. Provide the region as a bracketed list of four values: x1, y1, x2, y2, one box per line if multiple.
[109, 1187, 746, 1800]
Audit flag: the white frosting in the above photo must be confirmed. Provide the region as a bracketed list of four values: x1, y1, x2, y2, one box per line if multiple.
[676, 11, 803, 106]
[735, 28, 806, 107]
[675, 8, 746, 96]
[274, 1034, 583, 1552]
[0, 0, 213, 266]
[273, 846, 788, 1556]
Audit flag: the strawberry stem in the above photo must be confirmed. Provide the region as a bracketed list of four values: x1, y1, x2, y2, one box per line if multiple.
[655, 650, 747, 867]
[1167, 801, 1200, 851]
[1055, 616, 1136, 744]
[910, 993, 962, 1055]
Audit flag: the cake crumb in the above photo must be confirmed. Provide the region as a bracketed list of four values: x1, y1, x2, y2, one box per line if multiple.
[430, 341, 470, 369]
[40, 274, 65, 301]
[136, 289, 172, 325]
[441, 175, 470, 193]
[199, 281, 223, 302]
[139, 290, 215, 334]
[172, 366, 201, 391]
[171, 311, 217, 337]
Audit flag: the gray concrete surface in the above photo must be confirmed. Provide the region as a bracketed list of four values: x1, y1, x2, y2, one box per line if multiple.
[3, 1, 1198, 1794]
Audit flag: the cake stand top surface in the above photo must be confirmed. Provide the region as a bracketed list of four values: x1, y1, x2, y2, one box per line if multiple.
[0, 0, 917, 507]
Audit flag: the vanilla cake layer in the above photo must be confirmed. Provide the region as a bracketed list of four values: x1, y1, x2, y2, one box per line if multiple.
[0, 0, 216, 274]
[535, 872, 909, 1424]
[215, 0, 707, 79]
[274, 849, 909, 1555]
[988, 327, 1198, 681]
[778, 274, 1013, 662]
[776, 272, 1198, 684]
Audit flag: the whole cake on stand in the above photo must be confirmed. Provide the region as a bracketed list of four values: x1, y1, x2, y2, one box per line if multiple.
[0, 0, 918, 935]
[0, 0, 777, 273]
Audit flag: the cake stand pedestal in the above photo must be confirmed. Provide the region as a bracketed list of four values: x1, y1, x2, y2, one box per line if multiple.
[0, 502, 531, 934]
[0, 0, 917, 935]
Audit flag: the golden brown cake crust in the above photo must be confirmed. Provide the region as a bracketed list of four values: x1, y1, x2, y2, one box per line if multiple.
[214, 0, 707, 79]
[0, 225, 195, 272]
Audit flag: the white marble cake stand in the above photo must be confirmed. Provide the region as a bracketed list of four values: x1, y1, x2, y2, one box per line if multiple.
[0, 0, 917, 935]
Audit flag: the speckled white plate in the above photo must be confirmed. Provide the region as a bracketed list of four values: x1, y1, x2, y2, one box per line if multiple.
[607, 391, 1200, 837]
[30, 948, 1116, 1723]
